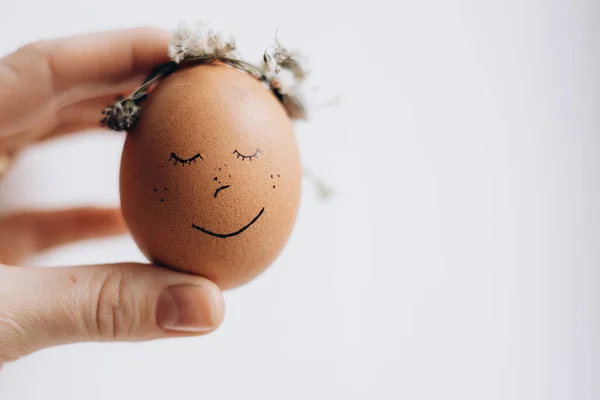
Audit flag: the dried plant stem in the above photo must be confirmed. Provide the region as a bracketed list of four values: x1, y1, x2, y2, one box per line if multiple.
[303, 167, 334, 199]
[114, 56, 264, 113]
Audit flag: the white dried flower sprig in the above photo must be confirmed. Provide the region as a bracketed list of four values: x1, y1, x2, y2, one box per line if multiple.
[263, 38, 308, 82]
[168, 21, 237, 63]
[259, 33, 311, 118]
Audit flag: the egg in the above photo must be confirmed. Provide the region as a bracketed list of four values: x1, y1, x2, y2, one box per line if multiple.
[119, 63, 302, 290]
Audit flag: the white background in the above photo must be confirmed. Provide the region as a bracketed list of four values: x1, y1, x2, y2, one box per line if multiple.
[0, 0, 598, 399]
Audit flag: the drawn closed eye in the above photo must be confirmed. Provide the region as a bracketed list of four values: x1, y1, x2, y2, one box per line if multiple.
[169, 152, 203, 166]
[233, 148, 262, 161]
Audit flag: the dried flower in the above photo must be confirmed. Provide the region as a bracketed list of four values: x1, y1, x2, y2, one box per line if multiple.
[169, 21, 236, 63]
[168, 44, 185, 63]
[210, 27, 236, 55]
[263, 38, 308, 82]
[174, 21, 195, 41]
[100, 98, 141, 131]
[263, 48, 280, 73]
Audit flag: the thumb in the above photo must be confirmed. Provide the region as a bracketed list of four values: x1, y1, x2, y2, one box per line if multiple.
[0, 263, 225, 363]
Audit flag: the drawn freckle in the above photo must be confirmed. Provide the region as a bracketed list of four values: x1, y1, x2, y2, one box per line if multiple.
[277, 174, 280, 177]
[228, 175, 231, 178]
[219, 168, 221, 171]
[161, 199, 164, 202]
[273, 185, 276, 189]
[270, 175, 273, 179]
[214, 177, 218, 181]
[154, 188, 157, 192]
[164, 187, 167, 191]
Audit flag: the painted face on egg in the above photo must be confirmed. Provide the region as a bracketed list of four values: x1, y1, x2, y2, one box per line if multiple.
[119, 64, 302, 290]
[168, 148, 270, 239]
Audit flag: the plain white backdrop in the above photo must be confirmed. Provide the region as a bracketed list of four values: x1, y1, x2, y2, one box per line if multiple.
[0, 0, 598, 399]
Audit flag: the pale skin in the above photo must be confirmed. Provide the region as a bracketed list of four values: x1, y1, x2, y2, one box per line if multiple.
[0, 28, 225, 368]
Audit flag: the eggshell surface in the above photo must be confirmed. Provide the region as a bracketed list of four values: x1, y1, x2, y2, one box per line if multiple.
[119, 64, 302, 290]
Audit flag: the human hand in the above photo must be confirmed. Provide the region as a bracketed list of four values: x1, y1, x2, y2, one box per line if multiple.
[0, 28, 225, 365]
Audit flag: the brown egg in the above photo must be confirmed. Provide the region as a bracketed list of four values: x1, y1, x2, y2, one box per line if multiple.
[119, 63, 302, 290]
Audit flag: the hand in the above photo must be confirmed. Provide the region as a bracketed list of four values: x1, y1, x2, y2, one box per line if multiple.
[0, 28, 225, 365]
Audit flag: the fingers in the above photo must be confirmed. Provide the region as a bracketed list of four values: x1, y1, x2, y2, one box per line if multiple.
[59, 94, 128, 126]
[42, 122, 111, 141]
[0, 208, 127, 265]
[45, 26, 171, 98]
[0, 27, 171, 138]
[3, 26, 170, 100]
[0, 263, 225, 363]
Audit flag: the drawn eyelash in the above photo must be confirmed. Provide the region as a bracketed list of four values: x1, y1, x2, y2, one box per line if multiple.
[233, 148, 262, 161]
[169, 152, 203, 166]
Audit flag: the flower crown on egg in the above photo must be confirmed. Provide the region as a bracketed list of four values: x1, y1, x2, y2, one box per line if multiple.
[101, 21, 314, 132]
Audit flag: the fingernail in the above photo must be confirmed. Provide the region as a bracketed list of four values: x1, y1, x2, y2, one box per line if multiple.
[156, 284, 218, 332]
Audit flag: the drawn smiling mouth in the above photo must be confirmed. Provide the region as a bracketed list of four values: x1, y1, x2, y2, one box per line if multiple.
[191, 207, 265, 238]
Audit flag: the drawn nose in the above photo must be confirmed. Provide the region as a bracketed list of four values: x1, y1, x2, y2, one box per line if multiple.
[214, 185, 230, 198]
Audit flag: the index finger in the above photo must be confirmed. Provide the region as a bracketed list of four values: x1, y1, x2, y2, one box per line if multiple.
[2, 26, 171, 102]
[46, 27, 171, 93]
